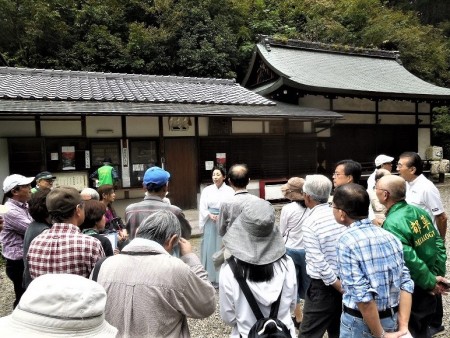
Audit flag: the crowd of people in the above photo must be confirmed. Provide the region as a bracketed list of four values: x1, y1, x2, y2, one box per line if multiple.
[0, 151, 448, 338]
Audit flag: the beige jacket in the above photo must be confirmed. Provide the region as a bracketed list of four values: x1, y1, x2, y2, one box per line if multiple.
[94, 238, 216, 338]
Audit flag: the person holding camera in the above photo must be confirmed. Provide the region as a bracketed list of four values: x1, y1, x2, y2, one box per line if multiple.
[80, 200, 115, 256]
[98, 184, 128, 249]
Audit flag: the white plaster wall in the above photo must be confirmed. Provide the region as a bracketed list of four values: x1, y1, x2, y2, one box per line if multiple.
[0, 138, 9, 202]
[335, 113, 374, 124]
[162, 117, 195, 137]
[317, 129, 331, 137]
[86, 116, 123, 138]
[126, 116, 159, 137]
[232, 120, 263, 133]
[420, 115, 431, 124]
[378, 115, 415, 124]
[418, 102, 430, 113]
[379, 100, 415, 112]
[41, 121, 82, 136]
[333, 97, 375, 111]
[303, 121, 313, 133]
[0, 121, 35, 137]
[418, 128, 431, 158]
[298, 95, 330, 110]
[198, 117, 209, 136]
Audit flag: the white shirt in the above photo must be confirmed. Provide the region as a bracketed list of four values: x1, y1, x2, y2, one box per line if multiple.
[219, 257, 297, 338]
[406, 174, 445, 231]
[302, 203, 346, 285]
[199, 183, 234, 231]
[366, 169, 377, 192]
[367, 187, 387, 221]
[279, 202, 310, 249]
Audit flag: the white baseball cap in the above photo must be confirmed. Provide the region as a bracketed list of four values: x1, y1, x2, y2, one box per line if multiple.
[375, 155, 394, 167]
[3, 174, 34, 193]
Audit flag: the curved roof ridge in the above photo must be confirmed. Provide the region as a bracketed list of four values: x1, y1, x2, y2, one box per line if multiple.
[260, 36, 399, 60]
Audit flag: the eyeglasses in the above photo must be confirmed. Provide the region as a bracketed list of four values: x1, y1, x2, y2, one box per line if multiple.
[332, 172, 347, 177]
[328, 202, 348, 214]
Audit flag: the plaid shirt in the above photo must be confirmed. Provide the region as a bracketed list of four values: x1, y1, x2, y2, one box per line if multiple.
[27, 223, 105, 279]
[337, 218, 414, 311]
[0, 198, 32, 260]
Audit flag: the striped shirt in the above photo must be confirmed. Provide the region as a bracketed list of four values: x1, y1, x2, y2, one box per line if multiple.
[125, 195, 192, 240]
[27, 223, 105, 279]
[302, 203, 346, 285]
[337, 219, 414, 310]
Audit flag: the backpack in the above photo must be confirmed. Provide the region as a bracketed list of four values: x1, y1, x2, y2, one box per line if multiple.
[227, 258, 292, 338]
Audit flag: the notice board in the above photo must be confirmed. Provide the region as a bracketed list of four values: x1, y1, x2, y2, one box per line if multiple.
[53, 171, 89, 191]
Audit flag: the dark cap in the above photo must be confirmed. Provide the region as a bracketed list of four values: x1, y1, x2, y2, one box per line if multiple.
[46, 187, 82, 214]
[35, 171, 56, 181]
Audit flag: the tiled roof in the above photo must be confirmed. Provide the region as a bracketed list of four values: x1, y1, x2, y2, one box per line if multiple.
[0, 100, 342, 119]
[252, 38, 450, 100]
[0, 67, 274, 106]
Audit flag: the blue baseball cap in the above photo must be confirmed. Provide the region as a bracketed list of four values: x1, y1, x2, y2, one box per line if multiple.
[143, 166, 170, 186]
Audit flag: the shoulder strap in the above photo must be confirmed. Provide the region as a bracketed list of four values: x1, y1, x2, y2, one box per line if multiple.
[269, 288, 283, 318]
[120, 251, 161, 256]
[91, 256, 108, 282]
[227, 257, 264, 320]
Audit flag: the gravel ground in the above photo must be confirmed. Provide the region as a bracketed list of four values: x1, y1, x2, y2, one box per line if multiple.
[1, 183, 450, 337]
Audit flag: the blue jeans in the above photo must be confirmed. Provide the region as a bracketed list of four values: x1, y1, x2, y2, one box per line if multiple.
[340, 311, 398, 338]
[286, 247, 310, 300]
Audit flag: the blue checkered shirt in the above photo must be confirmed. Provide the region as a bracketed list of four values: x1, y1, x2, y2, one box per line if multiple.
[337, 218, 414, 311]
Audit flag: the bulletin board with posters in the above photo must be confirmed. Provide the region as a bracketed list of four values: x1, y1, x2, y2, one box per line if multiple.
[53, 171, 89, 191]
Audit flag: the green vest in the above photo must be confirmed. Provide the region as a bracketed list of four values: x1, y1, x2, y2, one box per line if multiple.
[98, 165, 114, 186]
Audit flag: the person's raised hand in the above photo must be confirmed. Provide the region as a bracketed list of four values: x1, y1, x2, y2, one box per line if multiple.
[179, 237, 192, 256]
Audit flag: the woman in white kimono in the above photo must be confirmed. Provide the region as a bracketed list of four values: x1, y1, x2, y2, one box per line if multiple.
[199, 166, 234, 287]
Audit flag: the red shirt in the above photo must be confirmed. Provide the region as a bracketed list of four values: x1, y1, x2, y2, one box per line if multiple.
[27, 223, 105, 279]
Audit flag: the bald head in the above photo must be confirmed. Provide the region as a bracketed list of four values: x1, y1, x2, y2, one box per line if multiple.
[375, 169, 391, 182]
[228, 164, 250, 188]
[377, 175, 406, 202]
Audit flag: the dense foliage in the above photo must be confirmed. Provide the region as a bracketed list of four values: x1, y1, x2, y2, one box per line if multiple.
[1, 0, 449, 86]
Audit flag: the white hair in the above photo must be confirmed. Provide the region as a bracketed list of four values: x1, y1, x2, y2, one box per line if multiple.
[80, 188, 100, 201]
[136, 210, 181, 245]
[303, 174, 332, 203]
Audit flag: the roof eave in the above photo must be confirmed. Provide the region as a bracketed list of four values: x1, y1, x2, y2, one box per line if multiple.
[0, 100, 343, 120]
[281, 78, 450, 103]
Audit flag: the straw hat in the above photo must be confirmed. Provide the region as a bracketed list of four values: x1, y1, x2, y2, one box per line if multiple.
[223, 199, 285, 265]
[281, 177, 305, 201]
